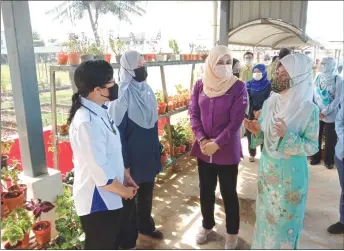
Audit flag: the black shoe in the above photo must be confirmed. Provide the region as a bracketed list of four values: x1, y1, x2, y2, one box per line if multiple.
[140, 229, 164, 240]
[327, 222, 344, 234]
[310, 159, 320, 165]
[325, 164, 334, 169]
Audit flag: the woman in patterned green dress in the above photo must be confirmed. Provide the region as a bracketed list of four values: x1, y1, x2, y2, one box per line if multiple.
[244, 54, 319, 249]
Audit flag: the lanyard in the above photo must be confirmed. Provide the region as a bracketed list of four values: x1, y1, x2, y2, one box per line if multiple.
[81, 104, 117, 135]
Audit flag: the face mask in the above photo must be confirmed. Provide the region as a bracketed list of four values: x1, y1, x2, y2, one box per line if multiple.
[245, 59, 253, 66]
[271, 72, 291, 93]
[214, 65, 232, 78]
[100, 84, 119, 101]
[253, 72, 263, 81]
[133, 66, 148, 82]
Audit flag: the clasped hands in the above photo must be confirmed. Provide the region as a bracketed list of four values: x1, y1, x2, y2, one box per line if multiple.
[123, 168, 139, 200]
[200, 139, 220, 156]
[244, 117, 287, 137]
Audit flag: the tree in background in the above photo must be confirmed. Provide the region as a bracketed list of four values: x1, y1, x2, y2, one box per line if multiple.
[46, 1, 146, 46]
[32, 31, 45, 47]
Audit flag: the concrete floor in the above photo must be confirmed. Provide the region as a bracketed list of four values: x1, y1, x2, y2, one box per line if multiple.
[137, 138, 344, 249]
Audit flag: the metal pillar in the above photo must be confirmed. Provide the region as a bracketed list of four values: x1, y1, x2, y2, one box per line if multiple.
[2, 1, 47, 177]
[219, 0, 229, 46]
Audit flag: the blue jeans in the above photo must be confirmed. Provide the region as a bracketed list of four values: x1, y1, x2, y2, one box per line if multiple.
[335, 156, 344, 224]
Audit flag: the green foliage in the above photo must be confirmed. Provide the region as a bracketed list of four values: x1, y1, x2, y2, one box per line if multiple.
[109, 33, 126, 56]
[64, 33, 82, 54]
[63, 170, 74, 185]
[1, 208, 33, 246]
[51, 187, 84, 250]
[168, 39, 179, 54]
[88, 42, 105, 55]
[1, 161, 21, 185]
[164, 124, 186, 147]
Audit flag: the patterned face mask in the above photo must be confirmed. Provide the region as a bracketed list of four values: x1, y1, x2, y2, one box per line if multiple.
[271, 71, 291, 93]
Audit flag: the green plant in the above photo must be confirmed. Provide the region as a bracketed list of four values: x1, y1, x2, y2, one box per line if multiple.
[1, 160, 21, 185]
[168, 39, 180, 54]
[164, 125, 186, 147]
[79, 32, 91, 55]
[1, 207, 33, 246]
[189, 42, 195, 54]
[155, 90, 164, 103]
[50, 187, 84, 249]
[64, 33, 81, 54]
[88, 42, 105, 55]
[109, 34, 126, 56]
[1, 139, 14, 155]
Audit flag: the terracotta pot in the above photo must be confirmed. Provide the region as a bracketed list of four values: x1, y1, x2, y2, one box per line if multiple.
[2, 191, 24, 212]
[181, 54, 189, 61]
[192, 54, 198, 60]
[104, 54, 112, 63]
[115, 55, 121, 63]
[158, 103, 167, 115]
[174, 147, 180, 156]
[148, 54, 155, 61]
[180, 145, 186, 153]
[177, 101, 183, 108]
[68, 53, 80, 65]
[161, 154, 168, 165]
[8, 184, 27, 202]
[183, 99, 189, 106]
[4, 241, 23, 250]
[1, 200, 9, 218]
[201, 54, 208, 60]
[56, 53, 68, 65]
[81, 55, 94, 62]
[198, 54, 203, 60]
[32, 221, 51, 245]
[22, 233, 30, 248]
[168, 102, 175, 111]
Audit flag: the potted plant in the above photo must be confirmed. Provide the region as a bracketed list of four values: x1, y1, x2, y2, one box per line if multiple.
[65, 33, 81, 65]
[155, 90, 167, 115]
[168, 39, 180, 61]
[1, 139, 14, 168]
[26, 199, 55, 245]
[79, 33, 94, 62]
[6, 160, 28, 202]
[109, 34, 126, 63]
[1, 190, 25, 213]
[2, 207, 34, 249]
[89, 42, 105, 60]
[51, 187, 84, 249]
[160, 145, 168, 166]
[1, 199, 10, 218]
[189, 42, 197, 60]
[156, 48, 167, 62]
[56, 51, 68, 65]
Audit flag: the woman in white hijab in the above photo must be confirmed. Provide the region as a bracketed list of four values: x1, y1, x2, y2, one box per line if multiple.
[311, 57, 342, 169]
[108, 50, 163, 249]
[245, 54, 319, 249]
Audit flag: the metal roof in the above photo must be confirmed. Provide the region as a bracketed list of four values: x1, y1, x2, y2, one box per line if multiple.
[227, 18, 322, 50]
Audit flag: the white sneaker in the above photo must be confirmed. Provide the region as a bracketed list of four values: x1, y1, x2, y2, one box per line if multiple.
[225, 235, 238, 250]
[196, 227, 212, 244]
[249, 156, 255, 162]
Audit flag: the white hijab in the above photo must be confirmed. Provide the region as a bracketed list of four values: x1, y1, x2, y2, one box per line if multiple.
[261, 54, 314, 159]
[108, 50, 158, 129]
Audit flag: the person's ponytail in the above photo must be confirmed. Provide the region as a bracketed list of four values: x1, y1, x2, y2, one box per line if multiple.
[67, 93, 82, 125]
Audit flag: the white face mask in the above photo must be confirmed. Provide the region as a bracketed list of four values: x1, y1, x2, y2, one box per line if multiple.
[253, 72, 263, 81]
[214, 65, 232, 79]
[245, 59, 253, 66]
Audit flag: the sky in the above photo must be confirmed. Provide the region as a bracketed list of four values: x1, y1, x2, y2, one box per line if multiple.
[1, 1, 343, 51]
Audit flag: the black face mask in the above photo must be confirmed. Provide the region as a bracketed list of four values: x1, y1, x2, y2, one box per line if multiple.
[100, 84, 119, 101]
[132, 67, 148, 82]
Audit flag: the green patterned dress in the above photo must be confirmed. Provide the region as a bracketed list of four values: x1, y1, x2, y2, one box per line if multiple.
[251, 105, 319, 249]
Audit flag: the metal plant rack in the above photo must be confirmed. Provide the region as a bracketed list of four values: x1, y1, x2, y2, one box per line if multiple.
[49, 60, 205, 170]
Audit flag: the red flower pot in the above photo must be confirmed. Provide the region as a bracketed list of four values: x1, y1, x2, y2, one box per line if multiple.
[4, 241, 23, 250]
[68, 53, 80, 65]
[174, 147, 180, 156]
[180, 145, 186, 153]
[8, 184, 27, 202]
[158, 103, 167, 114]
[32, 221, 52, 245]
[56, 53, 68, 65]
[2, 191, 25, 213]
[161, 154, 168, 165]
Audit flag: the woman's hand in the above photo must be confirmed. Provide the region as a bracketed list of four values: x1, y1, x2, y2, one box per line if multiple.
[244, 119, 260, 135]
[121, 186, 136, 200]
[273, 118, 287, 137]
[201, 141, 220, 156]
[320, 113, 325, 120]
[124, 168, 139, 198]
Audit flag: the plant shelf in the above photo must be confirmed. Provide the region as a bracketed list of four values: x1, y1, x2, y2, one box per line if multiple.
[49, 60, 204, 170]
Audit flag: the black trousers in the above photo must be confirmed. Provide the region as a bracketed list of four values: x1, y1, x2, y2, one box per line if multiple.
[197, 158, 240, 234]
[311, 121, 337, 166]
[116, 182, 156, 249]
[246, 130, 263, 157]
[79, 209, 122, 250]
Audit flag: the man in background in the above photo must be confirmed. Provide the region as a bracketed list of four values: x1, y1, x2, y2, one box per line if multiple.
[240, 51, 254, 83]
